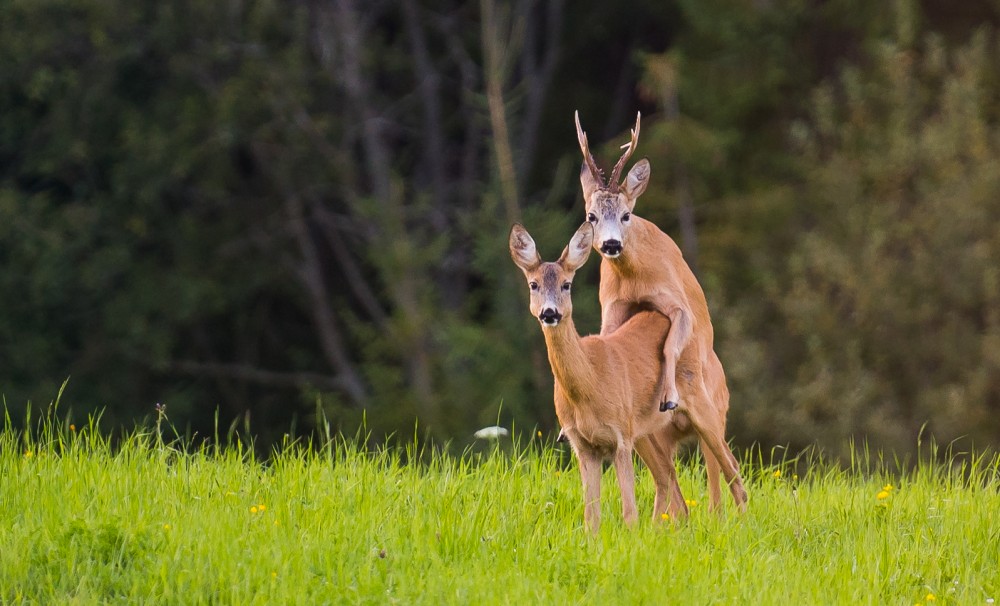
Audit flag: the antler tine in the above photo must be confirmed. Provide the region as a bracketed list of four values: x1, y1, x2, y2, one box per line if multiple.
[575, 110, 605, 187]
[608, 111, 641, 193]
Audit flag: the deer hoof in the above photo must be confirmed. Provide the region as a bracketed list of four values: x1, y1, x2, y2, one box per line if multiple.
[659, 401, 678, 412]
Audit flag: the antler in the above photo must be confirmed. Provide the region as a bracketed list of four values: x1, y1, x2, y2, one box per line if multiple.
[575, 111, 605, 187]
[608, 111, 641, 193]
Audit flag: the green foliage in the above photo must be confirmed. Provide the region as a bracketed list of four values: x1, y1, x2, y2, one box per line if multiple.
[2, 418, 1000, 603]
[0, 0, 304, 433]
[722, 20, 1000, 457]
[2, 0, 1000, 455]
[0, 0, 626, 449]
[631, 1, 1000, 456]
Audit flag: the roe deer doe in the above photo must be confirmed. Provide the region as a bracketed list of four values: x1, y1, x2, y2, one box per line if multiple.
[511, 221, 698, 532]
[574, 111, 747, 512]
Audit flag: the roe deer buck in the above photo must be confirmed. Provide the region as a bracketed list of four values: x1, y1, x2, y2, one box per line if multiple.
[511, 221, 698, 532]
[574, 111, 747, 512]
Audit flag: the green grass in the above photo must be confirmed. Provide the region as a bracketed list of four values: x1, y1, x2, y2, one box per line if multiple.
[2, 415, 999, 605]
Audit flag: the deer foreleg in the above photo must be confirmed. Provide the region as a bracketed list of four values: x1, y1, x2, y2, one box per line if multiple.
[656, 306, 692, 412]
[613, 446, 638, 526]
[577, 450, 603, 533]
[599, 299, 632, 336]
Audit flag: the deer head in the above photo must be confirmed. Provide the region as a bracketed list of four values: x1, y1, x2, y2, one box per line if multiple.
[575, 111, 650, 259]
[509, 222, 594, 327]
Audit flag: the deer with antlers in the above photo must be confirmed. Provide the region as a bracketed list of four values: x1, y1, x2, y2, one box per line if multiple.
[510, 221, 695, 532]
[573, 111, 747, 512]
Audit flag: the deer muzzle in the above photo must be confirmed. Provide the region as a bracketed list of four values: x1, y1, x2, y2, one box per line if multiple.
[538, 308, 563, 326]
[599, 239, 623, 258]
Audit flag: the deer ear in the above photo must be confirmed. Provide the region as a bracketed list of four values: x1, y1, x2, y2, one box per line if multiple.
[560, 222, 594, 272]
[509, 223, 541, 272]
[623, 158, 650, 204]
[580, 162, 601, 205]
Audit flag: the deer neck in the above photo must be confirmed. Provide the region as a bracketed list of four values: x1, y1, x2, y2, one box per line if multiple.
[540, 317, 594, 402]
[605, 218, 656, 277]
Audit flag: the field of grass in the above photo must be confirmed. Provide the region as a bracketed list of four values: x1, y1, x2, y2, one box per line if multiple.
[1, 412, 999, 605]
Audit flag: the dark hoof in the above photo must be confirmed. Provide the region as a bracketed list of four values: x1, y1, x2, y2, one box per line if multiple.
[556, 429, 568, 443]
[659, 401, 678, 412]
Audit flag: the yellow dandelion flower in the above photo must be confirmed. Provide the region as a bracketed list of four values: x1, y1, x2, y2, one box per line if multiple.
[69, 424, 76, 432]
[273, 519, 280, 526]
[876, 490, 890, 500]
[773, 469, 782, 479]
[661, 513, 670, 521]
[685, 499, 698, 507]
[24, 450, 33, 458]
[925, 593, 935, 601]
[163, 524, 171, 530]
[537, 431, 543, 438]
[250, 506, 259, 514]
[792, 474, 799, 481]
[258, 504, 267, 512]
[883, 484, 894, 492]
[272, 571, 278, 579]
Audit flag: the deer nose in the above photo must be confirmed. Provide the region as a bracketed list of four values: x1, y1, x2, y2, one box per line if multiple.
[600, 239, 622, 257]
[538, 308, 563, 326]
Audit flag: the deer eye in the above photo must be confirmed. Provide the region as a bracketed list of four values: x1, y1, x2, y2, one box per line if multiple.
[562, 282, 572, 292]
[622, 212, 631, 222]
[529, 281, 538, 291]
[587, 213, 597, 224]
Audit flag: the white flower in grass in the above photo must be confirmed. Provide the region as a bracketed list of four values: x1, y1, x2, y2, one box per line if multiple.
[474, 426, 509, 440]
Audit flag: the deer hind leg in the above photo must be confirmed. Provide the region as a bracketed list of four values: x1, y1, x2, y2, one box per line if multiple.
[635, 434, 688, 521]
[657, 307, 692, 412]
[684, 391, 748, 512]
[700, 438, 722, 512]
[613, 445, 638, 527]
[576, 449, 603, 533]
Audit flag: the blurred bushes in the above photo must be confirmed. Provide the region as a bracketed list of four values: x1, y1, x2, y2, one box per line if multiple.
[1, 0, 999, 455]
[722, 27, 1000, 457]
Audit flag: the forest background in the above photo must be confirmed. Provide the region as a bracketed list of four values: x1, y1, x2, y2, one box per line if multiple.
[3, 0, 1000, 458]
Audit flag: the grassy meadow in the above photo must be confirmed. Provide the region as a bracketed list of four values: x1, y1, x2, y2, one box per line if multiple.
[1, 413, 999, 605]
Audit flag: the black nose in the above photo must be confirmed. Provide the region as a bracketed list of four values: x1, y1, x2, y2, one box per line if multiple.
[538, 308, 562, 325]
[600, 240, 622, 256]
